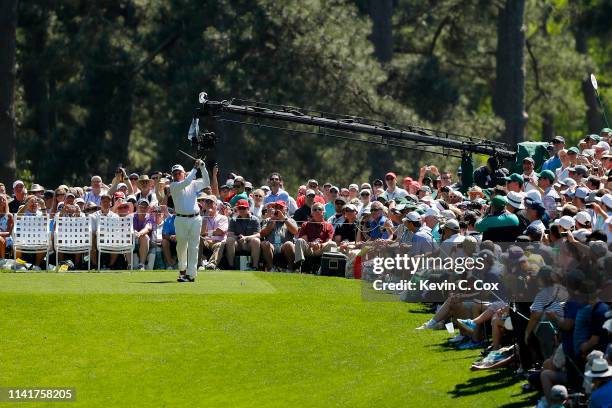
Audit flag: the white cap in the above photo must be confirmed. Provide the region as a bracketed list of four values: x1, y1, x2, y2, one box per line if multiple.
[506, 191, 525, 209]
[348, 183, 359, 191]
[440, 209, 456, 220]
[596, 141, 610, 151]
[12, 180, 24, 188]
[557, 215, 575, 230]
[525, 190, 542, 204]
[444, 219, 460, 230]
[117, 183, 128, 189]
[306, 189, 316, 196]
[423, 207, 440, 219]
[603, 193, 612, 209]
[171, 164, 185, 173]
[75, 197, 85, 204]
[403, 211, 422, 222]
[574, 211, 591, 225]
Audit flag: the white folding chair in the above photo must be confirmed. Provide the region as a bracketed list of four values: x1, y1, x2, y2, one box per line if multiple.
[54, 216, 92, 270]
[97, 216, 134, 270]
[12, 215, 51, 270]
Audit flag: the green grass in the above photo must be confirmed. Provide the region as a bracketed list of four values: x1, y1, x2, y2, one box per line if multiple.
[0, 271, 534, 407]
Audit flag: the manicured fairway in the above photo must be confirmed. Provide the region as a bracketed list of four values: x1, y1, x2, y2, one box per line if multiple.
[0, 271, 533, 407]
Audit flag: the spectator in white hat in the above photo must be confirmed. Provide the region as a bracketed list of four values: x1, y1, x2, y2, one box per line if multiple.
[323, 186, 339, 219]
[9, 180, 26, 214]
[83, 175, 108, 206]
[411, 208, 438, 256]
[586, 358, 612, 408]
[348, 184, 359, 200]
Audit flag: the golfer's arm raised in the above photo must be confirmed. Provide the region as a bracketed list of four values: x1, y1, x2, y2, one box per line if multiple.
[172, 165, 199, 191]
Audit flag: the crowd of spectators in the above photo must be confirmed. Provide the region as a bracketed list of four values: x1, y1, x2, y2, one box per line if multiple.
[1, 127, 612, 406]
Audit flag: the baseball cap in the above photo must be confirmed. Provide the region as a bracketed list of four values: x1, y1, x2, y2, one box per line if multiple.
[274, 200, 287, 208]
[557, 215, 575, 230]
[65, 191, 75, 198]
[587, 134, 601, 141]
[504, 173, 524, 185]
[596, 141, 610, 151]
[343, 203, 357, 212]
[75, 197, 85, 205]
[522, 157, 535, 164]
[137, 199, 150, 207]
[171, 164, 185, 173]
[12, 180, 24, 189]
[334, 196, 347, 204]
[602, 194, 612, 209]
[575, 187, 590, 200]
[567, 147, 580, 155]
[423, 207, 440, 218]
[402, 177, 413, 184]
[538, 170, 555, 182]
[403, 211, 422, 222]
[360, 189, 371, 196]
[234, 176, 245, 184]
[329, 186, 339, 193]
[443, 219, 460, 231]
[117, 182, 128, 190]
[113, 191, 125, 200]
[43, 190, 54, 199]
[491, 195, 508, 210]
[552, 136, 565, 144]
[360, 183, 372, 190]
[385, 172, 397, 180]
[244, 181, 253, 189]
[348, 183, 359, 191]
[236, 199, 249, 208]
[306, 189, 316, 197]
[575, 211, 591, 225]
[573, 165, 589, 177]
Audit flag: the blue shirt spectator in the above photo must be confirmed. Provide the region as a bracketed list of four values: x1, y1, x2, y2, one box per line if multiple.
[162, 214, 176, 236]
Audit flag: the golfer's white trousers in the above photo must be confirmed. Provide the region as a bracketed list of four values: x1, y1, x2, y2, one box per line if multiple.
[174, 215, 202, 277]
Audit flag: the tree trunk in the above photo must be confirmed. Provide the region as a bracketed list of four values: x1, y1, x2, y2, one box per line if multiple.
[0, 0, 18, 187]
[369, 0, 393, 63]
[570, 1, 602, 133]
[493, 0, 527, 147]
[542, 113, 554, 141]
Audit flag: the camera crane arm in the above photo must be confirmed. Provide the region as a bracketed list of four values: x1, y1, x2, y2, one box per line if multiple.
[192, 92, 516, 161]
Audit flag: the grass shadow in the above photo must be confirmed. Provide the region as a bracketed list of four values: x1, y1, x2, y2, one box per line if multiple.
[448, 369, 521, 399]
[129, 281, 177, 284]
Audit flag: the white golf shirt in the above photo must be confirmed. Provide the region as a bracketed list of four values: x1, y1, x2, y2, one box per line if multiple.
[170, 166, 210, 215]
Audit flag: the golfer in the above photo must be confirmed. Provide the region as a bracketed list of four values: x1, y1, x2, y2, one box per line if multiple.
[170, 159, 210, 282]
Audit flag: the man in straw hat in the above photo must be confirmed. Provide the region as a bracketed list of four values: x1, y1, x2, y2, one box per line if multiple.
[586, 358, 612, 407]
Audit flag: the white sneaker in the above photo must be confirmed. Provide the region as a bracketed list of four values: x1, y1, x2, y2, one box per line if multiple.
[137, 264, 145, 271]
[416, 319, 437, 330]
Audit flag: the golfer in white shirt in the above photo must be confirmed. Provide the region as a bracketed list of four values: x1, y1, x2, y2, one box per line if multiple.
[170, 159, 210, 282]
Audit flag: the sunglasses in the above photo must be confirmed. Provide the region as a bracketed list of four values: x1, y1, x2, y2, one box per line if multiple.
[312, 208, 324, 212]
[360, 192, 370, 196]
[253, 195, 263, 198]
[269, 177, 280, 181]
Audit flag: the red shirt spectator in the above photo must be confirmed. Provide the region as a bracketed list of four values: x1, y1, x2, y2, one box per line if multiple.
[298, 220, 334, 242]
